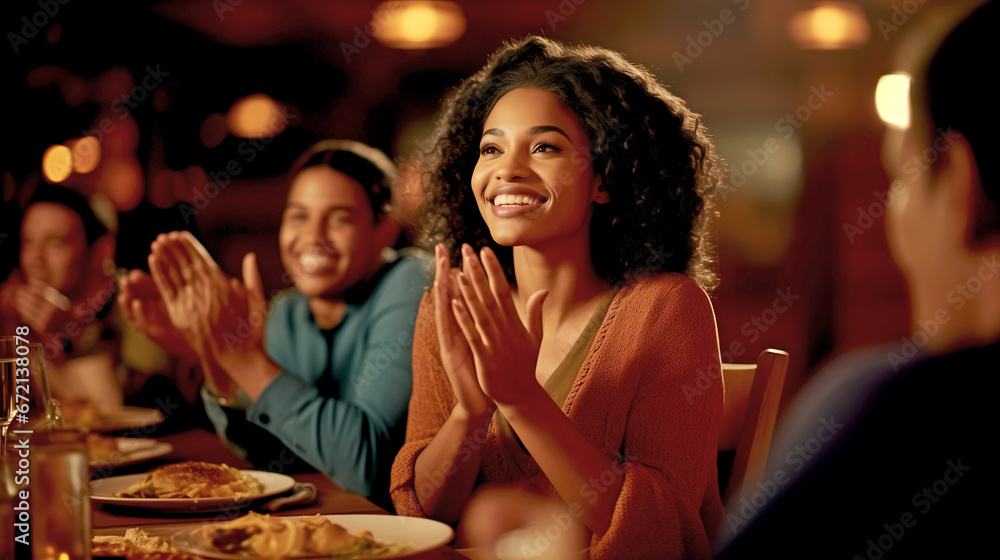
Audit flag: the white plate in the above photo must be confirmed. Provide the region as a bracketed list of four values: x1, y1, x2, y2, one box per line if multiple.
[91, 406, 165, 433]
[64, 405, 166, 433]
[90, 470, 296, 512]
[171, 514, 454, 559]
[89, 438, 173, 470]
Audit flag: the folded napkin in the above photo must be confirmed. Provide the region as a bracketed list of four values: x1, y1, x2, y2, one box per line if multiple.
[257, 482, 317, 512]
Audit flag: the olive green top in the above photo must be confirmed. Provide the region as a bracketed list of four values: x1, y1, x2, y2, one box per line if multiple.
[493, 292, 616, 463]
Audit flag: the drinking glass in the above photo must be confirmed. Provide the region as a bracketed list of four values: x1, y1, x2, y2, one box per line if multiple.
[0, 336, 20, 456]
[21, 344, 55, 431]
[1, 455, 16, 560]
[31, 429, 92, 560]
[0, 338, 56, 456]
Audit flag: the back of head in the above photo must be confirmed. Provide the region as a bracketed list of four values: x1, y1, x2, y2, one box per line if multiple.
[905, 0, 999, 244]
[927, 0, 998, 242]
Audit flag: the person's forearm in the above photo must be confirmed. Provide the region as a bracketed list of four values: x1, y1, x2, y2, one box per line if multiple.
[217, 348, 281, 401]
[414, 406, 493, 523]
[499, 385, 624, 537]
[201, 354, 237, 400]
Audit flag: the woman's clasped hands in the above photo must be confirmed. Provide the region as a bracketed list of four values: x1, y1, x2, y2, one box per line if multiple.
[434, 243, 549, 417]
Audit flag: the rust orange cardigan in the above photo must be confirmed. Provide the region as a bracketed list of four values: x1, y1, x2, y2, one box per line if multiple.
[390, 272, 724, 559]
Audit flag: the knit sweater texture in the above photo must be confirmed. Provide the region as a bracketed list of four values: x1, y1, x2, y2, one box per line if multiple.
[390, 272, 724, 559]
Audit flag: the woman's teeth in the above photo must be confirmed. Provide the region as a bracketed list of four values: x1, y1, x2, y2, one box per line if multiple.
[300, 253, 332, 273]
[493, 193, 543, 206]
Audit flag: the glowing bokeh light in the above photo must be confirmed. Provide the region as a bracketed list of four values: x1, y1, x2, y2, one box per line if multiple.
[42, 144, 73, 183]
[226, 94, 286, 139]
[876, 72, 911, 130]
[788, 2, 869, 49]
[373, 1, 466, 49]
[69, 136, 101, 173]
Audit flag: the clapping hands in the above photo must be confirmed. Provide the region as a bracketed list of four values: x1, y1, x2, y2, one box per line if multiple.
[434, 243, 548, 413]
[119, 268, 197, 359]
[119, 231, 270, 398]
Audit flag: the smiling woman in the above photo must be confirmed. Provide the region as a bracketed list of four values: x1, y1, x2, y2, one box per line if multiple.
[118, 140, 431, 510]
[471, 88, 605, 250]
[391, 35, 726, 559]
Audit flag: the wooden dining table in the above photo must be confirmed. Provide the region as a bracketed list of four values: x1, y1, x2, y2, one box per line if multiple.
[90, 427, 478, 560]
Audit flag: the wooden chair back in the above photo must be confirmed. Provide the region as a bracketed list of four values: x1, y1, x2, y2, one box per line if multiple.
[718, 348, 790, 504]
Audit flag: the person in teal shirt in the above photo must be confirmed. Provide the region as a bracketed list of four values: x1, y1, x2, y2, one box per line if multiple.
[119, 140, 429, 508]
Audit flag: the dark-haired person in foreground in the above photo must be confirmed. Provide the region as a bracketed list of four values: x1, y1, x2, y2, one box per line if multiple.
[120, 140, 429, 509]
[390, 36, 725, 558]
[715, 1, 997, 557]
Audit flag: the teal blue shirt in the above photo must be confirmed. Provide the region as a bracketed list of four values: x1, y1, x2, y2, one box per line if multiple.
[203, 254, 429, 507]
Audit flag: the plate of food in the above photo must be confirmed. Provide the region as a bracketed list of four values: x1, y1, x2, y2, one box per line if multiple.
[94, 527, 199, 559]
[90, 461, 295, 512]
[87, 433, 174, 470]
[170, 512, 454, 559]
[61, 400, 165, 433]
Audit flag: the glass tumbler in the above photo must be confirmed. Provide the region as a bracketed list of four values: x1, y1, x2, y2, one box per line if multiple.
[29, 429, 92, 560]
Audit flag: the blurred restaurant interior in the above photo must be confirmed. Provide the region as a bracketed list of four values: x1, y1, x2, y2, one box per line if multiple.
[4, 0, 974, 410]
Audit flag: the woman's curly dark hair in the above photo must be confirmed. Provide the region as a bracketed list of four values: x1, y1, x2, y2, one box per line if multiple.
[417, 35, 721, 292]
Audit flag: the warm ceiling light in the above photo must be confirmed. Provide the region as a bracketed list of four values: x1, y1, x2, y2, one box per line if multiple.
[68, 136, 101, 173]
[42, 144, 73, 183]
[373, 1, 466, 49]
[788, 2, 870, 50]
[875, 72, 911, 129]
[226, 93, 287, 139]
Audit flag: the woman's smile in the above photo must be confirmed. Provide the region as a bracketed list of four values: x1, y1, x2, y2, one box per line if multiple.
[471, 87, 603, 247]
[489, 186, 549, 217]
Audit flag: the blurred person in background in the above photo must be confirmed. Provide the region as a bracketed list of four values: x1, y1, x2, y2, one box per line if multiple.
[120, 140, 430, 509]
[0, 184, 204, 426]
[715, 1, 996, 557]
